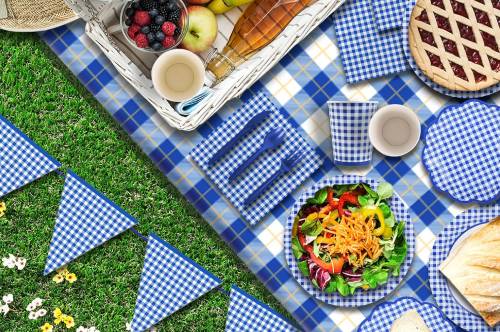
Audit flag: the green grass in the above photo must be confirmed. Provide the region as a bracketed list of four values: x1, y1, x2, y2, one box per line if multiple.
[0, 31, 292, 331]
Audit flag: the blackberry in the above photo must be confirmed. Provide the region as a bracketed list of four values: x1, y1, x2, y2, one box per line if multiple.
[139, 0, 155, 11]
[166, 8, 180, 23]
[158, 3, 178, 18]
[149, 23, 161, 32]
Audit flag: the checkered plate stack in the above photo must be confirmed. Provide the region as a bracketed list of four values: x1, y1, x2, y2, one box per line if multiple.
[357, 296, 455, 331]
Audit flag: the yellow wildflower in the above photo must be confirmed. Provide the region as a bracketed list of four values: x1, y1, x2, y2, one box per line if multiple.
[65, 273, 77, 283]
[52, 274, 64, 284]
[64, 315, 75, 329]
[53, 308, 63, 324]
[40, 323, 53, 332]
[0, 201, 5, 217]
[56, 267, 69, 276]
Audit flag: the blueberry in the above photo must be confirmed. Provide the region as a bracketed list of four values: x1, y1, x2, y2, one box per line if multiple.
[131, 1, 140, 9]
[155, 31, 165, 41]
[125, 7, 135, 17]
[125, 18, 133, 26]
[151, 42, 163, 51]
[154, 15, 165, 25]
[149, 8, 159, 17]
[147, 32, 156, 43]
[141, 25, 150, 34]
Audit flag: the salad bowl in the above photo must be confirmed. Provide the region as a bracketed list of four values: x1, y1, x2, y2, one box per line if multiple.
[284, 175, 415, 307]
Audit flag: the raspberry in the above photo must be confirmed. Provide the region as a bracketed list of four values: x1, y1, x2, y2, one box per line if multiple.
[161, 22, 176, 36]
[135, 33, 149, 48]
[127, 24, 141, 39]
[162, 36, 176, 49]
[133, 10, 151, 26]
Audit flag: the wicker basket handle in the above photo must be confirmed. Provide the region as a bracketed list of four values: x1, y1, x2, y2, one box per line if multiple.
[64, 0, 111, 22]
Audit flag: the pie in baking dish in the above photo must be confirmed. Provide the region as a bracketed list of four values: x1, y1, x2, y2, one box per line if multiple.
[439, 216, 500, 327]
[409, 0, 500, 91]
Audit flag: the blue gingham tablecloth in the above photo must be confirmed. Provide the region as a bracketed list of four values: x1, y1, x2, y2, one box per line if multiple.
[40, 17, 499, 332]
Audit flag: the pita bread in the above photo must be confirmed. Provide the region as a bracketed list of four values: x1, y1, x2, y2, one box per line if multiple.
[440, 216, 500, 327]
[390, 309, 431, 332]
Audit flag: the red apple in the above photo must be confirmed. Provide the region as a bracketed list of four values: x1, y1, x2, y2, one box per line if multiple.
[181, 6, 218, 53]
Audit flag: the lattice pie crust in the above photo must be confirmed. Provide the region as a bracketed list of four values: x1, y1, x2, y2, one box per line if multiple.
[409, 0, 500, 91]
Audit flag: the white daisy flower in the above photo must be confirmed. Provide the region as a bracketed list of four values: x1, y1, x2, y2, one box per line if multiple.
[28, 310, 38, 320]
[76, 327, 88, 332]
[26, 302, 37, 312]
[0, 304, 9, 316]
[2, 294, 13, 304]
[15, 257, 26, 270]
[35, 309, 47, 317]
[2, 255, 16, 269]
[30, 297, 43, 308]
[88, 327, 99, 332]
[126, 322, 132, 331]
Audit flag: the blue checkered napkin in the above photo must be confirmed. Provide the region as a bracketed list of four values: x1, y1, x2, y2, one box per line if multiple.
[225, 286, 298, 332]
[372, 0, 406, 32]
[44, 171, 137, 275]
[333, 0, 409, 84]
[284, 176, 415, 307]
[328, 101, 378, 166]
[423, 100, 500, 204]
[358, 297, 456, 331]
[131, 234, 221, 332]
[429, 205, 500, 331]
[0, 114, 60, 197]
[190, 92, 322, 226]
[402, 0, 500, 98]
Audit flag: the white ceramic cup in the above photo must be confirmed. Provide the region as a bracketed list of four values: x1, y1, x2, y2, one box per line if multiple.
[151, 49, 205, 103]
[368, 104, 421, 157]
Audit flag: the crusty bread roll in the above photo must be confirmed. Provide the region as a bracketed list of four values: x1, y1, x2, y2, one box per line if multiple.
[390, 309, 431, 332]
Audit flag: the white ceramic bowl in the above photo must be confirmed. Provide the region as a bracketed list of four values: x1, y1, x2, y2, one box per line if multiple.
[368, 104, 421, 157]
[151, 49, 205, 102]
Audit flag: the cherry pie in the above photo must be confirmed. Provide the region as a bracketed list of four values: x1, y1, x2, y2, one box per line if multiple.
[409, 0, 500, 91]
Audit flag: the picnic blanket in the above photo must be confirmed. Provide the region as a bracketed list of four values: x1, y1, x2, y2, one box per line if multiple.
[40, 17, 498, 331]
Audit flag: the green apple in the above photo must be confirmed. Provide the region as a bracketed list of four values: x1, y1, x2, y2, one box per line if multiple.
[181, 6, 218, 53]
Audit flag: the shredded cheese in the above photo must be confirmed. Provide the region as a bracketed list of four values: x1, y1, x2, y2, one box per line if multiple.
[317, 212, 383, 268]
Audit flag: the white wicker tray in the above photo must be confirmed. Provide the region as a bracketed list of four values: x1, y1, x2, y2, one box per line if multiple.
[64, 0, 344, 131]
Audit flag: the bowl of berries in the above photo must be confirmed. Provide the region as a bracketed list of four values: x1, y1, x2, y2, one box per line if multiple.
[121, 0, 188, 53]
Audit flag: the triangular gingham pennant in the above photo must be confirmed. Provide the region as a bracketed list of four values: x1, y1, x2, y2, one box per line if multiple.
[0, 114, 60, 197]
[44, 170, 137, 274]
[131, 233, 222, 332]
[225, 286, 298, 332]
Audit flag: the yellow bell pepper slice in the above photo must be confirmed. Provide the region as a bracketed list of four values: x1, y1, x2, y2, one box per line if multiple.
[361, 207, 385, 237]
[316, 236, 336, 244]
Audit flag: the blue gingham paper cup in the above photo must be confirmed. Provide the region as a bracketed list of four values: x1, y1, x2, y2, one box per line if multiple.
[328, 101, 379, 166]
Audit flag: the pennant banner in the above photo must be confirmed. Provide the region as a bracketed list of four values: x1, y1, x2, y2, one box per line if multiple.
[44, 170, 138, 275]
[0, 114, 60, 197]
[225, 286, 298, 332]
[131, 233, 222, 332]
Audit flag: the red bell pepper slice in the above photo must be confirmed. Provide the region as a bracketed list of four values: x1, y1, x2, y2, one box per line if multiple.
[297, 228, 344, 274]
[338, 192, 360, 216]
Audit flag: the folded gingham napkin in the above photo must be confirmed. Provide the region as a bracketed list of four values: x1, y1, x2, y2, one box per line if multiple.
[328, 101, 378, 166]
[372, 0, 406, 32]
[333, 0, 409, 83]
[190, 92, 322, 225]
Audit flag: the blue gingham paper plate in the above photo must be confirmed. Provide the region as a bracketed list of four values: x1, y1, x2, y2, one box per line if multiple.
[429, 205, 500, 331]
[358, 297, 456, 331]
[423, 100, 500, 204]
[284, 176, 415, 307]
[190, 92, 322, 226]
[333, 0, 409, 84]
[402, 0, 500, 98]
[328, 101, 378, 166]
